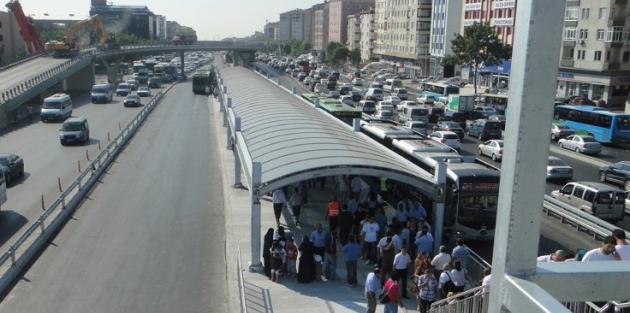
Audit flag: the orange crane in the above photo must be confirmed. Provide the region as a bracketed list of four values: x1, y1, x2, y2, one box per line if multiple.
[5, 0, 45, 54]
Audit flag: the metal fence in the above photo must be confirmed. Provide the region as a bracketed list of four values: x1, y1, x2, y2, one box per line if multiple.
[0, 83, 173, 295]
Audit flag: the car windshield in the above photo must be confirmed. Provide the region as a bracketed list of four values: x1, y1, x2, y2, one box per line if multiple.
[446, 123, 461, 129]
[126, 95, 138, 100]
[0, 158, 10, 166]
[412, 108, 429, 116]
[92, 87, 108, 93]
[397, 90, 407, 94]
[548, 158, 566, 166]
[62, 122, 83, 131]
[118, 84, 130, 90]
[582, 137, 597, 142]
[412, 124, 427, 130]
[555, 124, 570, 130]
[139, 87, 148, 91]
[380, 111, 393, 116]
[485, 122, 501, 129]
[42, 101, 61, 109]
[364, 102, 375, 108]
[444, 134, 459, 140]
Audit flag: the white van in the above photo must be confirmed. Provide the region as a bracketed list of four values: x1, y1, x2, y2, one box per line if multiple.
[91, 83, 113, 103]
[398, 102, 430, 123]
[551, 182, 626, 222]
[357, 100, 377, 115]
[365, 88, 384, 101]
[41, 93, 72, 122]
[383, 79, 403, 92]
[392, 88, 408, 100]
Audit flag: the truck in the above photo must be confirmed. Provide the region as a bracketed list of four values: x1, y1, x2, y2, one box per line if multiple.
[172, 34, 197, 45]
[44, 14, 119, 58]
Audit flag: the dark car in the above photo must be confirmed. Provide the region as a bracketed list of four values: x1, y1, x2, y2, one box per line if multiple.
[488, 114, 506, 130]
[439, 111, 467, 130]
[433, 121, 465, 139]
[599, 161, 630, 191]
[350, 91, 362, 102]
[467, 119, 503, 140]
[123, 94, 142, 107]
[0, 153, 24, 185]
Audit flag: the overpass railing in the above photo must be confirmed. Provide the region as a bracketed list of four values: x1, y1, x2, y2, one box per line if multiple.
[0, 83, 174, 295]
[0, 51, 45, 72]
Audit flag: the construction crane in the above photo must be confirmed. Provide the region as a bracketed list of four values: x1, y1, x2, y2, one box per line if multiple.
[45, 14, 119, 58]
[5, 0, 45, 54]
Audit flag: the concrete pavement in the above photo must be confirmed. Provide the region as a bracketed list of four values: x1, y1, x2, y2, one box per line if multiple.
[213, 94, 420, 312]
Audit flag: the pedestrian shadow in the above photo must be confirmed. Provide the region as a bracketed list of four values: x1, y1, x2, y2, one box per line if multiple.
[244, 280, 273, 313]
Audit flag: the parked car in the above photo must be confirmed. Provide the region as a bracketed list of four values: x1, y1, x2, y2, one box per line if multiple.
[123, 94, 142, 107]
[488, 114, 506, 130]
[467, 119, 503, 140]
[546, 156, 573, 183]
[478, 140, 504, 162]
[473, 106, 498, 118]
[433, 121, 465, 139]
[402, 120, 429, 136]
[429, 131, 461, 151]
[558, 135, 601, 156]
[599, 161, 630, 191]
[352, 78, 364, 86]
[551, 123, 575, 141]
[0, 153, 24, 185]
[137, 86, 151, 97]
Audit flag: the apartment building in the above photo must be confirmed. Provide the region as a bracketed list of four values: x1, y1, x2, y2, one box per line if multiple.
[558, 1, 630, 106]
[374, 0, 431, 77]
[430, 0, 464, 77]
[347, 13, 361, 50]
[328, 0, 374, 45]
[312, 2, 330, 51]
[359, 10, 377, 62]
[461, 0, 517, 45]
[278, 9, 308, 41]
[264, 21, 279, 40]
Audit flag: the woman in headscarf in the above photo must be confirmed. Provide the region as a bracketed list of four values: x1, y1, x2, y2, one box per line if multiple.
[263, 228, 275, 278]
[297, 235, 316, 283]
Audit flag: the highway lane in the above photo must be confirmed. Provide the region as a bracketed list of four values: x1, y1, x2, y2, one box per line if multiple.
[0, 87, 153, 251]
[0, 81, 227, 312]
[0, 57, 68, 90]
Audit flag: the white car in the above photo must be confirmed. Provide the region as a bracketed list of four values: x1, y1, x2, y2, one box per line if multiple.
[375, 110, 396, 121]
[417, 95, 436, 104]
[402, 120, 428, 136]
[328, 90, 341, 99]
[352, 78, 364, 86]
[558, 135, 602, 156]
[303, 77, 314, 85]
[429, 131, 461, 151]
[546, 156, 573, 182]
[478, 140, 504, 162]
[383, 96, 401, 106]
[340, 95, 354, 105]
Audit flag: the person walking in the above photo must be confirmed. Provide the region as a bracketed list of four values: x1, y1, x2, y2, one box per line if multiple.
[272, 189, 286, 226]
[417, 267, 438, 313]
[311, 223, 328, 262]
[612, 229, 630, 260]
[288, 189, 304, 226]
[325, 195, 340, 232]
[342, 234, 361, 286]
[365, 267, 382, 313]
[451, 238, 470, 269]
[270, 240, 286, 283]
[383, 271, 405, 313]
[336, 175, 349, 205]
[324, 228, 339, 281]
[393, 245, 412, 299]
[297, 236, 316, 283]
[205, 85, 211, 97]
[27, 106, 34, 123]
[262, 228, 275, 278]
[361, 216, 380, 266]
[450, 260, 469, 292]
[338, 204, 353, 246]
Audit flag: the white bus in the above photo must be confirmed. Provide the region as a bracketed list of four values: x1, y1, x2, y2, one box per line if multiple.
[0, 171, 6, 209]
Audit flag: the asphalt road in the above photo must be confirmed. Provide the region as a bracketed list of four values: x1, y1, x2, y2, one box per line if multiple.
[0, 57, 68, 91]
[0, 81, 227, 312]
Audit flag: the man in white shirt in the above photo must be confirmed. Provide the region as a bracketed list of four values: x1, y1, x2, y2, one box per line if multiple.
[536, 249, 567, 262]
[365, 267, 382, 313]
[431, 245, 452, 279]
[350, 176, 362, 198]
[361, 216, 380, 265]
[582, 236, 621, 261]
[272, 189, 286, 225]
[393, 246, 412, 299]
[613, 229, 630, 260]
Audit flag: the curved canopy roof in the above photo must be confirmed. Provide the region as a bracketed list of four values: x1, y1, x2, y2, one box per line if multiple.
[221, 67, 436, 197]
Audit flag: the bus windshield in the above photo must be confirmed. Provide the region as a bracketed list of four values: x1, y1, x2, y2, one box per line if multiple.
[456, 195, 498, 231]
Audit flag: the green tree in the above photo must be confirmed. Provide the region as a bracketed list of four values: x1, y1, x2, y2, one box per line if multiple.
[325, 42, 343, 64]
[40, 30, 66, 44]
[330, 46, 349, 68]
[442, 22, 512, 94]
[348, 48, 361, 67]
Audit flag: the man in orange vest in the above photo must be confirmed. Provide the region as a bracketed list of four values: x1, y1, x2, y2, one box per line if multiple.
[325, 195, 341, 232]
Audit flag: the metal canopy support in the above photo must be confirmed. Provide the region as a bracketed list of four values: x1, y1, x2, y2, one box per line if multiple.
[249, 162, 263, 271]
[433, 161, 446, 253]
[233, 117, 242, 188]
[486, 0, 602, 311]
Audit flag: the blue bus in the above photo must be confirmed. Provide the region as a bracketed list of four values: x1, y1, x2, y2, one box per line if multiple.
[420, 82, 460, 98]
[554, 105, 630, 143]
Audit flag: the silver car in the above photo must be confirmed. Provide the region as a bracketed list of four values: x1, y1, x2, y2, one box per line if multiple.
[546, 156, 573, 182]
[558, 135, 601, 156]
[478, 140, 504, 162]
[551, 123, 575, 141]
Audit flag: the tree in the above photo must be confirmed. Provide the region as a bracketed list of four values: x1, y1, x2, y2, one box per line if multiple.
[40, 30, 66, 44]
[325, 42, 343, 64]
[442, 22, 512, 94]
[330, 46, 349, 68]
[348, 48, 361, 67]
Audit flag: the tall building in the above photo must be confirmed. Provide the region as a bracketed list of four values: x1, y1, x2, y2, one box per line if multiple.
[312, 2, 330, 51]
[557, 1, 630, 106]
[328, 0, 374, 45]
[0, 11, 28, 62]
[461, 0, 517, 45]
[430, 0, 463, 77]
[154, 15, 167, 42]
[264, 21, 279, 40]
[374, 0, 431, 77]
[278, 9, 308, 41]
[89, 5, 157, 39]
[359, 10, 377, 62]
[347, 13, 361, 50]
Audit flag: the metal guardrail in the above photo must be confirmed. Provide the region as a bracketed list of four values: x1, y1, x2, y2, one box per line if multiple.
[0, 83, 174, 295]
[237, 246, 247, 313]
[0, 52, 45, 72]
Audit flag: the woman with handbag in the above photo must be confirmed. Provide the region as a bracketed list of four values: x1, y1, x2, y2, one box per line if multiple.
[450, 260, 469, 292]
[417, 267, 438, 313]
[381, 271, 404, 313]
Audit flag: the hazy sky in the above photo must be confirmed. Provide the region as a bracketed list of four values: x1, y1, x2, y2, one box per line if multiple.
[17, 0, 319, 39]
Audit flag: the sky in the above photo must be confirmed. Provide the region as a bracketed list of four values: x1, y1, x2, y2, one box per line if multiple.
[15, 0, 319, 39]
